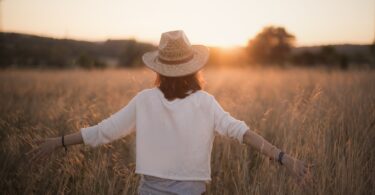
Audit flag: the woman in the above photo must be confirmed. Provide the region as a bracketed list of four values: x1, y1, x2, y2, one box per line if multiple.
[28, 30, 310, 194]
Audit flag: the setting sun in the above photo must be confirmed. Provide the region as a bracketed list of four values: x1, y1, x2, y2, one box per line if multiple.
[2, 0, 374, 47]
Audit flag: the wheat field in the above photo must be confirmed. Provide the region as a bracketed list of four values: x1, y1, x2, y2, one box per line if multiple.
[0, 68, 374, 195]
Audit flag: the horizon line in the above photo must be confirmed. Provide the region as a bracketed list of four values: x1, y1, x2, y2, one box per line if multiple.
[1, 30, 373, 49]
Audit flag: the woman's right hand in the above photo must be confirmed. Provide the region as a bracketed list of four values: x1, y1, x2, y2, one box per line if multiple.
[27, 138, 60, 162]
[282, 154, 312, 185]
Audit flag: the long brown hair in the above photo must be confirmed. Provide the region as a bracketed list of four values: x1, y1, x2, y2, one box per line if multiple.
[155, 71, 205, 101]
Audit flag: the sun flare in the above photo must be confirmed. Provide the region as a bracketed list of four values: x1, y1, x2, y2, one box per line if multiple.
[2, 0, 374, 47]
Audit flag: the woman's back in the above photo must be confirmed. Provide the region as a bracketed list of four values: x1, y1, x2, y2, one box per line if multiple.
[136, 87, 217, 181]
[81, 87, 249, 181]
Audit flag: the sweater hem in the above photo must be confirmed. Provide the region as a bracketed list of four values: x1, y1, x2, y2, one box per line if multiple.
[135, 169, 212, 182]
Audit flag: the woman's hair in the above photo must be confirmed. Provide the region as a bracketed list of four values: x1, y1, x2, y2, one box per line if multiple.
[155, 71, 205, 101]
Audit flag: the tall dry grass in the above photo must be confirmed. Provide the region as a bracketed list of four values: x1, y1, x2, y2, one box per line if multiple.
[0, 68, 374, 194]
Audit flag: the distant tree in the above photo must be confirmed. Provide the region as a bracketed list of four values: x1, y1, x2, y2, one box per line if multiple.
[119, 39, 156, 67]
[247, 26, 295, 66]
[318, 46, 351, 70]
[77, 54, 105, 69]
[0, 33, 155, 69]
[292, 51, 317, 66]
[319, 46, 338, 66]
[339, 54, 348, 70]
[119, 40, 138, 67]
[370, 41, 375, 68]
[77, 54, 94, 69]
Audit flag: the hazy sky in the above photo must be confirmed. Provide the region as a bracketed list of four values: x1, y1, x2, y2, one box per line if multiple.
[2, 0, 374, 47]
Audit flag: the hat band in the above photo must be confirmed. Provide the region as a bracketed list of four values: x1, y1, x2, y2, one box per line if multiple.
[157, 54, 194, 65]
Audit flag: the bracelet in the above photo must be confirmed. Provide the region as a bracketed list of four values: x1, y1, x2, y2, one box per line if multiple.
[277, 151, 285, 165]
[62, 135, 68, 152]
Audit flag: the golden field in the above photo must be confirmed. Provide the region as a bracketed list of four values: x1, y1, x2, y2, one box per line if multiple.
[0, 68, 374, 194]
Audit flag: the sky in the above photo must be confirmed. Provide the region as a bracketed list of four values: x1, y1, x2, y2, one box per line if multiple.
[1, 0, 374, 47]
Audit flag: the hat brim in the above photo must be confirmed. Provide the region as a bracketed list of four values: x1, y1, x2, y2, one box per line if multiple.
[142, 45, 209, 77]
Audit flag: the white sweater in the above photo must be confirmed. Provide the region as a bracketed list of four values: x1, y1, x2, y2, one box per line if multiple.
[80, 87, 249, 181]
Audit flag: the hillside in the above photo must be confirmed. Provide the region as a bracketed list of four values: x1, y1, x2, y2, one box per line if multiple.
[292, 44, 372, 56]
[0, 32, 373, 68]
[0, 32, 156, 68]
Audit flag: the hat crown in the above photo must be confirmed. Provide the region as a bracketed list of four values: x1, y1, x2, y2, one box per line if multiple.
[158, 30, 194, 63]
[142, 30, 209, 77]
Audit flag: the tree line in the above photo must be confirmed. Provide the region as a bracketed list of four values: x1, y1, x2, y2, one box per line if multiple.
[0, 33, 156, 69]
[1, 28, 374, 69]
[245, 26, 374, 69]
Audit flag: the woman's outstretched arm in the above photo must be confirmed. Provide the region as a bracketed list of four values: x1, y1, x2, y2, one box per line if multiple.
[210, 95, 311, 184]
[28, 93, 139, 162]
[28, 131, 83, 162]
[242, 129, 310, 183]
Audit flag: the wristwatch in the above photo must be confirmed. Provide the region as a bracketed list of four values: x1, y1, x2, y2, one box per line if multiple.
[277, 151, 285, 165]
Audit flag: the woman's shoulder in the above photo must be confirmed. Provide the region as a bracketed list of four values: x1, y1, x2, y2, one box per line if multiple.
[138, 87, 158, 94]
[134, 87, 159, 98]
[136, 88, 212, 97]
[192, 90, 217, 105]
[194, 90, 213, 98]
[134, 88, 215, 103]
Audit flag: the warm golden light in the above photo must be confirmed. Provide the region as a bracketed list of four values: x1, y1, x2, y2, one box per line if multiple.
[2, 0, 374, 47]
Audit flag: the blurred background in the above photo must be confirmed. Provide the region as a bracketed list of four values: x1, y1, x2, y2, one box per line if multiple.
[1, 1, 375, 194]
[0, 0, 374, 70]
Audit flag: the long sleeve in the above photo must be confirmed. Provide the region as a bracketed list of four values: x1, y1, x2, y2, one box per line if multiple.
[80, 95, 137, 147]
[211, 96, 249, 144]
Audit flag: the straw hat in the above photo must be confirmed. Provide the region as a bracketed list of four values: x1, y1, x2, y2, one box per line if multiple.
[142, 30, 209, 77]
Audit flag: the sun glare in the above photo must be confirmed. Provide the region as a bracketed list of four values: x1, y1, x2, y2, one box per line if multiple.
[187, 29, 253, 48]
[2, 0, 374, 47]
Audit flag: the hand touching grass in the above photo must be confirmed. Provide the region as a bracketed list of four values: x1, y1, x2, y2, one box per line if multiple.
[26, 132, 84, 163]
[27, 138, 60, 163]
[282, 154, 313, 185]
